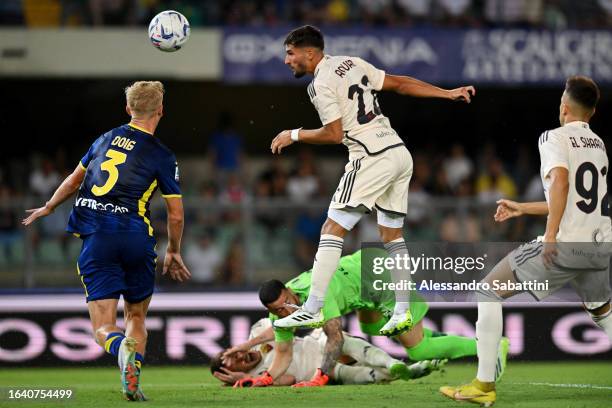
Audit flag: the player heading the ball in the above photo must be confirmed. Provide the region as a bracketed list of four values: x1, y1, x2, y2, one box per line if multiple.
[270, 25, 475, 336]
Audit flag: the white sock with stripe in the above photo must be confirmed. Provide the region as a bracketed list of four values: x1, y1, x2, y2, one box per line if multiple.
[303, 234, 343, 314]
[384, 238, 411, 314]
[476, 301, 502, 383]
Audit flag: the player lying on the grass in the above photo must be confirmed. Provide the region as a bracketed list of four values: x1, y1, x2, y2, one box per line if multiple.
[270, 25, 475, 336]
[22, 81, 191, 401]
[441, 76, 612, 407]
[212, 318, 446, 386]
[224, 250, 508, 387]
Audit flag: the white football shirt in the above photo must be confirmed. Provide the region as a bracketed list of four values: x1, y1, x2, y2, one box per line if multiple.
[308, 55, 404, 158]
[539, 121, 611, 244]
[247, 320, 323, 382]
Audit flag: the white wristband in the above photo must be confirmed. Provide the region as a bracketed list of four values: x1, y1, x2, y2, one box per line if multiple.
[291, 127, 302, 142]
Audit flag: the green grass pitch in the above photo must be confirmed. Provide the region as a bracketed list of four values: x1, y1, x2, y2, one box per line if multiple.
[1, 362, 610, 407]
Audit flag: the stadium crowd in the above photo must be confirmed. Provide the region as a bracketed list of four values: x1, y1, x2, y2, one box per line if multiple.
[0, 111, 545, 289]
[1, 0, 611, 29]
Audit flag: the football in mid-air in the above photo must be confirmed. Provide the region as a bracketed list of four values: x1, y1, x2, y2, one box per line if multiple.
[148, 10, 190, 52]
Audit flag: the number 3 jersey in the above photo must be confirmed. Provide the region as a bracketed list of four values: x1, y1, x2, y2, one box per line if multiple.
[67, 123, 181, 237]
[539, 121, 611, 243]
[308, 55, 404, 159]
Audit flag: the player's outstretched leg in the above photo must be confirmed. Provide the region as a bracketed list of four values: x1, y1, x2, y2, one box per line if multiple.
[440, 256, 516, 406]
[274, 217, 350, 329]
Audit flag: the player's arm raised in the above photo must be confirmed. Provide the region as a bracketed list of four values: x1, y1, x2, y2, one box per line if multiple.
[271, 118, 343, 154]
[22, 164, 86, 226]
[382, 74, 475, 103]
[222, 326, 274, 362]
[162, 197, 191, 282]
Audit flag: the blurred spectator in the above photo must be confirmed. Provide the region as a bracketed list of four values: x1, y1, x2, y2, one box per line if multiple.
[219, 236, 245, 285]
[253, 174, 280, 233]
[599, 0, 612, 18]
[542, 0, 567, 29]
[61, 0, 91, 26]
[33, 165, 71, 260]
[29, 159, 61, 198]
[208, 112, 244, 182]
[184, 229, 223, 285]
[430, 167, 453, 196]
[524, 174, 545, 202]
[1, 0, 608, 28]
[358, 0, 395, 25]
[198, 180, 220, 201]
[193, 181, 220, 227]
[513, 144, 538, 193]
[439, 212, 481, 242]
[220, 174, 245, 224]
[0, 0, 24, 25]
[253, 159, 288, 233]
[0, 184, 20, 262]
[454, 177, 475, 197]
[397, 0, 432, 24]
[437, 0, 473, 24]
[443, 144, 473, 191]
[287, 149, 323, 202]
[475, 157, 518, 203]
[406, 154, 431, 225]
[326, 0, 350, 23]
[90, 0, 136, 26]
[259, 159, 288, 198]
[561, 0, 605, 28]
[484, 0, 541, 26]
[289, 148, 326, 269]
[294, 210, 326, 270]
[220, 174, 245, 204]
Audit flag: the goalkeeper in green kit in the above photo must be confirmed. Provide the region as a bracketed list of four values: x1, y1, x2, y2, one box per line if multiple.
[224, 250, 509, 387]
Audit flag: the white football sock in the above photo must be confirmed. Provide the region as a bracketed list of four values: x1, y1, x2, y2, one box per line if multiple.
[476, 301, 503, 383]
[303, 234, 343, 314]
[342, 335, 398, 369]
[334, 364, 391, 385]
[384, 238, 411, 313]
[591, 307, 612, 340]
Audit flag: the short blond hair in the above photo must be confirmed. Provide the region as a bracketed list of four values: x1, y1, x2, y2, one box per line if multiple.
[125, 81, 164, 117]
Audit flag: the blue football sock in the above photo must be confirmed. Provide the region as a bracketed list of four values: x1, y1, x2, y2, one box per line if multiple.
[135, 352, 144, 370]
[104, 332, 125, 357]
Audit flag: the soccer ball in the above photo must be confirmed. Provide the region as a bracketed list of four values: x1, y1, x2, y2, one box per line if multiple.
[148, 10, 190, 52]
